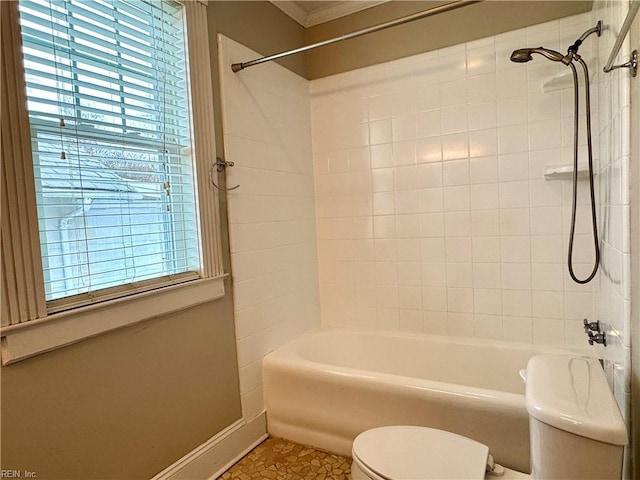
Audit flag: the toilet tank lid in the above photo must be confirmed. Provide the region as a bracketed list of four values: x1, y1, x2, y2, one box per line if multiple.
[526, 354, 627, 446]
[352, 426, 489, 480]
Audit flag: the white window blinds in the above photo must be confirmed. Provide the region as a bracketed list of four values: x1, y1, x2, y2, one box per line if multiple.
[18, 0, 200, 307]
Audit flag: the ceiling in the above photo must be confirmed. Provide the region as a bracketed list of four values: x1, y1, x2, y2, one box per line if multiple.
[270, 1, 389, 27]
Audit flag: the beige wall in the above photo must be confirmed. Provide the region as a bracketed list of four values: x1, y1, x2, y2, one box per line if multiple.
[305, 1, 592, 79]
[0, 2, 306, 479]
[1, 297, 241, 479]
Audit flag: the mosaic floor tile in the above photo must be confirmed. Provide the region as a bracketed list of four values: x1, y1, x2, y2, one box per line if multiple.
[220, 437, 352, 480]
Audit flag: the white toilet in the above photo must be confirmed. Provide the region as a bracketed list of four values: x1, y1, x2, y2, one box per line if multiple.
[351, 354, 628, 480]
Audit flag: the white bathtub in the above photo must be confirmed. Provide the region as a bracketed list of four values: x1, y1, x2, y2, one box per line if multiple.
[263, 327, 577, 473]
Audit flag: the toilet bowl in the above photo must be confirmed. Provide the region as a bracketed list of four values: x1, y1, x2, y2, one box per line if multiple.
[351, 354, 627, 480]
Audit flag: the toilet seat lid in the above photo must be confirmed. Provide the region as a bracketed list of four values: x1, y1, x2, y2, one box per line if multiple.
[352, 426, 489, 480]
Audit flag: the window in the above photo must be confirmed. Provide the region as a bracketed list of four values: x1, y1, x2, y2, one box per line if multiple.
[20, 0, 199, 308]
[1, 0, 225, 364]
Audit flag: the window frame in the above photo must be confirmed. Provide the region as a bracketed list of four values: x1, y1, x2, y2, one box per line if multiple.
[0, 0, 226, 365]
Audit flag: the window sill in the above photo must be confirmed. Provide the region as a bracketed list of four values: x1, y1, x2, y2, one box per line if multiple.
[0, 275, 227, 365]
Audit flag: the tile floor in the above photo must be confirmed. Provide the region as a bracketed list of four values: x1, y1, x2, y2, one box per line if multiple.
[220, 437, 352, 480]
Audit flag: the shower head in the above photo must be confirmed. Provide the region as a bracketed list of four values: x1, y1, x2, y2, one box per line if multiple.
[510, 47, 571, 65]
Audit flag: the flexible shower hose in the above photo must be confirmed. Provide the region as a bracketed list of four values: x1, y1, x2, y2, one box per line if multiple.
[567, 57, 600, 284]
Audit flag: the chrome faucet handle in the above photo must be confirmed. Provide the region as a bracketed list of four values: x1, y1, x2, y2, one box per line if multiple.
[587, 331, 606, 346]
[583, 319, 601, 333]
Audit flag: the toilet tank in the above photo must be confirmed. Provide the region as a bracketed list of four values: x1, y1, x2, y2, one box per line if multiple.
[525, 355, 627, 479]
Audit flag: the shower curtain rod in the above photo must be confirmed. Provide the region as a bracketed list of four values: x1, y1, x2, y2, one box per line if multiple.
[603, 0, 639, 75]
[231, 0, 482, 72]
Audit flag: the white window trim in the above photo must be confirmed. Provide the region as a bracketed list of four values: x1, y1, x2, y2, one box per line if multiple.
[0, 1, 226, 365]
[1, 275, 227, 365]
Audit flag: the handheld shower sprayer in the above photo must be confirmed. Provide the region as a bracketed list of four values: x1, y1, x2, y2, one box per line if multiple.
[510, 22, 602, 284]
[509, 47, 571, 65]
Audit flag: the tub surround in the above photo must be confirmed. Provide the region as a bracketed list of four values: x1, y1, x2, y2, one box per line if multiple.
[310, 12, 600, 347]
[218, 35, 321, 422]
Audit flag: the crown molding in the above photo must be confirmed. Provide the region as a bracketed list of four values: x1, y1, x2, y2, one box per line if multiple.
[306, 1, 388, 27]
[271, 1, 389, 28]
[271, 1, 309, 26]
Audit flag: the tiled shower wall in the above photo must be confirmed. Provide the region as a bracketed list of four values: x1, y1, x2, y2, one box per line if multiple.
[592, 0, 633, 443]
[218, 36, 320, 420]
[310, 14, 604, 347]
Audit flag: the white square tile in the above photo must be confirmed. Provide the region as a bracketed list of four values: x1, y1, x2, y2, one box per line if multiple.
[442, 133, 469, 160]
[396, 238, 421, 262]
[448, 312, 475, 336]
[423, 310, 449, 335]
[399, 308, 423, 332]
[392, 114, 417, 142]
[369, 119, 393, 145]
[467, 73, 497, 103]
[417, 110, 442, 138]
[421, 237, 447, 263]
[417, 163, 443, 188]
[393, 141, 416, 166]
[530, 207, 562, 234]
[564, 292, 594, 319]
[467, 44, 496, 77]
[468, 102, 497, 131]
[443, 159, 470, 186]
[446, 237, 473, 263]
[498, 96, 528, 127]
[498, 152, 529, 181]
[503, 316, 532, 343]
[502, 289, 532, 317]
[422, 286, 448, 311]
[469, 128, 498, 158]
[419, 212, 445, 237]
[395, 165, 419, 190]
[444, 185, 470, 211]
[447, 287, 474, 313]
[474, 289, 502, 315]
[372, 167, 395, 192]
[396, 214, 421, 238]
[374, 215, 396, 239]
[501, 263, 532, 290]
[470, 156, 499, 184]
[373, 192, 395, 215]
[470, 184, 500, 210]
[529, 119, 563, 151]
[396, 190, 420, 214]
[532, 291, 564, 319]
[471, 210, 500, 236]
[419, 188, 444, 213]
[533, 318, 565, 345]
[500, 208, 531, 236]
[496, 68, 527, 99]
[422, 262, 447, 287]
[472, 236, 501, 262]
[498, 124, 528, 154]
[445, 211, 472, 237]
[440, 79, 467, 107]
[531, 263, 564, 291]
[371, 144, 394, 169]
[399, 285, 423, 310]
[416, 137, 443, 163]
[473, 263, 501, 289]
[446, 263, 473, 288]
[441, 105, 468, 134]
[499, 180, 530, 208]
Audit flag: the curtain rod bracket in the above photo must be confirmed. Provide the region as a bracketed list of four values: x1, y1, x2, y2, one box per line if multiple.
[603, 49, 637, 77]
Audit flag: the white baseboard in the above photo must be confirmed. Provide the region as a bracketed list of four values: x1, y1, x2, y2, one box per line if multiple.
[152, 412, 268, 480]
